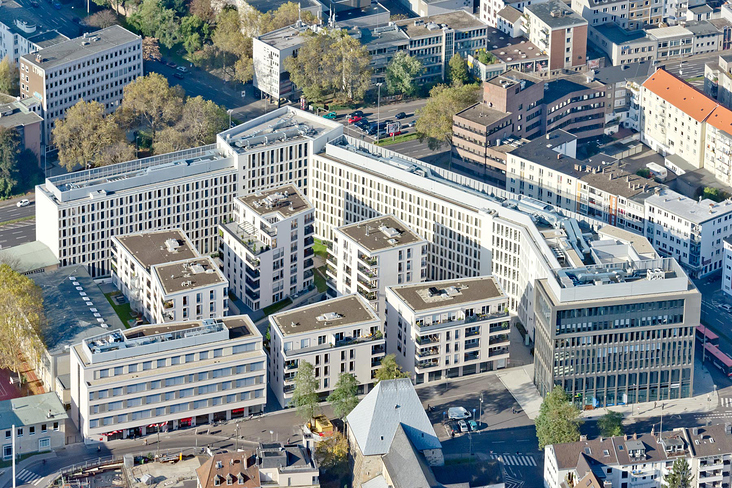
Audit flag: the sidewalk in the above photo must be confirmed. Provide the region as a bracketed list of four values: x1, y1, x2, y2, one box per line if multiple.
[496, 364, 542, 420]
[0, 451, 56, 488]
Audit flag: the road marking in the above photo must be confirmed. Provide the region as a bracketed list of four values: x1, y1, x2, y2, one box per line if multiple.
[16, 469, 41, 485]
[487, 454, 536, 466]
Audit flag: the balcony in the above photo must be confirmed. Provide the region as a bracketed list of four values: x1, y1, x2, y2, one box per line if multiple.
[464, 351, 480, 362]
[259, 222, 277, 238]
[304, 224, 314, 236]
[245, 277, 260, 290]
[326, 254, 338, 267]
[221, 221, 270, 256]
[372, 343, 385, 355]
[284, 385, 295, 394]
[304, 236, 314, 247]
[246, 254, 260, 268]
[357, 277, 377, 290]
[417, 334, 440, 346]
[246, 289, 260, 301]
[304, 248, 314, 259]
[465, 327, 480, 337]
[489, 347, 509, 358]
[283, 373, 296, 383]
[335, 332, 383, 348]
[303, 269, 314, 280]
[489, 334, 509, 346]
[245, 266, 260, 279]
[415, 358, 440, 369]
[285, 360, 299, 371]
[416, 312, 510, 333]
[358, 289, 377, 301]
[489, 321, 510, 334]
[371, 356, 383, 368]
[358, 252, 378, 267]
[163, 300, 174, 310]
[325, 264, 337, 279]
[357, 264, 378, 279]
[417, 347, 440, 358]
[464, 340, 480, 350]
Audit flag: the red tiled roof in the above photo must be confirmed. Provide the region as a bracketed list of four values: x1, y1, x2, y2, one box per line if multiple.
[707, 105, 732, 135]
[642, 68, 717, 122]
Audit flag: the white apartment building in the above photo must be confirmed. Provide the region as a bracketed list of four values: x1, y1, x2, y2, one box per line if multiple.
[0, 0, 68, 65]
[703, 105, 732, 187]
[384, 276, 510, 385]
[219, 184, 315, 312]
[35, 107, 342, 278]
[252, 23, 310, 101]
[19, 25, 142, 145]
[480, 0, 550, 27]
[640, 68, 713, 168]
[268, 294, 385, 407]
[327, 215, 427, 318]
[112, 229, 228, 323]
[70, 317, 266, 442]
[645, 188, 732, 278]
[723, 238, 732, 297]
[570, 0, 629, 29]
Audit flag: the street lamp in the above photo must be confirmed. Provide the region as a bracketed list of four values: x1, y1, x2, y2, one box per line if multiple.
[270, 430, 274, 442]
[235, 422, 240, 452]
[479, 393, 483, 424]
[375, 82, 383, 142]
[227, 109, 234, 129]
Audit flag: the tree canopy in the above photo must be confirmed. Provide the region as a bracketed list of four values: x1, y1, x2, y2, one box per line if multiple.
[385, 51, 424, 97]
[0, 56, 19, 97]
[0, 128, 22, 198]
[597, 411, 624, 437]
[327, 372, 359, 419]
[291, 361, 319, 424]
[415, 83, 480, 150]
[447, 53, 469, 85]
[120, 73, 185, 139]
[129, 0, 180, 48]
[664, 458, 693, 488]
[374, 354, 409, 383]
[535, 385, 582, 449]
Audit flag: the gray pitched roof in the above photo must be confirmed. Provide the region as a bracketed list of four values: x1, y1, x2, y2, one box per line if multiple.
[0, 392, 67, 431]
[382, 425, 440, 488]
[346, 378, 441, 456]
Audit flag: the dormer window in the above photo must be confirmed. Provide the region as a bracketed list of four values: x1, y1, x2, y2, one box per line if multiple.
[238, 474, 245, 485]
[214, 475, 223, 486]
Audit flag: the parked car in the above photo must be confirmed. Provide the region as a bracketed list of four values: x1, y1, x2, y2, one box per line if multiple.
[348, 114, 362, 123]
[720, 304, 732, 312]
[458, 420, 469, 433]
[351, 110, 364, 118]
[176, 66, 188, 73]
[395, 111, 407, 119]
[322, 111, 337, 119]
[444, 422, 456, 438]
[448, 407, 472, 420]
[16, 199, 29, 208]
[72, 16, 81, 23]
[166, 61, 177, 68]
[388, 130, 401, 137]
[173, 72, 185, 79]
[355, 119, 369, 131]
[468, 420, 478, 431]
[279, 97, 289, 104]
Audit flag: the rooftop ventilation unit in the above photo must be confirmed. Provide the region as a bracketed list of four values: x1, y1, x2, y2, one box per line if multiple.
[165, 239, 180, 253]
[316, 312, 343, 321]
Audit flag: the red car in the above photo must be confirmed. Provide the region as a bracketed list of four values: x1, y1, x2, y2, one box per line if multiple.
[348, 115, 362, 124]
[389, 130, 401, 137]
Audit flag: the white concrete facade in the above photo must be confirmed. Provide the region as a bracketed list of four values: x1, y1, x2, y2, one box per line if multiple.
[70, 317, 266, 442]
[219, 184, 315, 312]
[723, 238, 732, 297]
[326, 215, 427, 319]
[480, 0, 550, 27]
[268, 294, 385, 407]
[385, 276, 510, 385]
[571, 0, 629, 29]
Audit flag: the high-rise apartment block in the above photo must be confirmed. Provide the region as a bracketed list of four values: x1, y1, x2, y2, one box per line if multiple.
[327, 215, 427, 318]
[268, 295, 385, 407]
[525, 0, 588, 74]
[35, 107, 342, 278]
[219, 185, 315, 312]
[385, 276, 510, 384]
[111, 229, 228, 323]
[19, 25, 142, 145]
[70, 317, 267, 441]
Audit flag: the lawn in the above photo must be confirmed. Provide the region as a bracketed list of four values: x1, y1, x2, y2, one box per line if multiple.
[376, 133, 419, 146]
[262, 297, 292, 316]
[104, 292, 134, 328]
[314, 266, 328, 293]
[313, 238, 328, 258]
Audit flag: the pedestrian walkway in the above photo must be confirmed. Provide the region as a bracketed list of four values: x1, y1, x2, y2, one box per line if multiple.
[486, 453, 537, 467]
[496, 364, 542, 420]
[15, 469, 42, 486]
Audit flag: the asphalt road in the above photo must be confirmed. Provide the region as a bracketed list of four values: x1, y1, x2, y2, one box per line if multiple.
[658, 51, 723, 85]
[0, 200, 35, 250]
[16, 0, 84, 40]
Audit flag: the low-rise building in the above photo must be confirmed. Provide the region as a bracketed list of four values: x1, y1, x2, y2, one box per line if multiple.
[257, 442, 320, 487]
[252, 23, 311, 101]
[571, 0, 630, 30]
[70, 316, 266, 442]
[496, 6, 524, 36]
[112, 229, 228, 324]
[0, 240, 59, 275]
[0, 98, 42, 163]
[644, 188, 732, 278]
[326, 215, 427, 319]
[705, 54, 732, 110]
[525, 0, 588, 74]
[196, 451, 261, 488]
[385, 276, 510, 385]
[480, 0, 550, 28]
[543, 74, 607, 140]
[723, 237, 732, 297]
[219, 185, 315, 312]
[0, 393, 67, 459]
[268, 294, 385, 407]
[588, 23, 657, 66]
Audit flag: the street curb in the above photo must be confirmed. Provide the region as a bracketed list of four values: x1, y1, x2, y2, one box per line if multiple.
[0, 451, 56, 488]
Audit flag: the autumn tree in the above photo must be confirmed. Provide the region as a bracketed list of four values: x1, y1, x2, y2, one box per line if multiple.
[374, 354, 409, 383]
[0, 56, 19, 96]
[212, 7, 253, 82]
[290, 361, 319, 425]
[415, 83, 479, 150]
[86, 10, 119, 28]
[385, 51, 424, 97]
[598, 411, 624, 437]
[52, 100, 127, 171]
[315, 431, 349, 477]
[120, 73, 184, 140]
[327, 373, 359, 419]
[0, 265, 46, 383]
[190, 0, 215, 22]
[535, 385, 582, 449]
[0, 128, 21, 198]
[142, 37, 162, 62]
[153, 96, 227, 154]
[447, 53, 469, 85]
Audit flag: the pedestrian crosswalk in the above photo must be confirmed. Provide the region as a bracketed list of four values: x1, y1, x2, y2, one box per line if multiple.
[16, 469, 42, 486]
[722, 397, 732, 408]
[486, 454, 537, 466]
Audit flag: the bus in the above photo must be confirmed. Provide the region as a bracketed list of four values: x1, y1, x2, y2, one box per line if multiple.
[704, 343, 732, 377]
[696, 325, 720, 347]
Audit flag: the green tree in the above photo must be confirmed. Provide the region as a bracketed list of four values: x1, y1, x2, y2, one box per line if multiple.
[597, 411, 624, 437]
[0, 56, 19, 96]
[535, 385, 582, 450]
[475, 48, 496, 65]
[385, 51, 424, 97]
[415, 83, 480, 150]
[152, 96, 227, 154]
[0, 264, 46, 382]
[180, 15, 211, 55]
[284, 31, 334, 101]
[327, 372, 359, 419]
[129, 0, 180, 48]
[331, 30, 372, 101]
[702, 186, 730, 203]
[291, 361, 319, 424]
[52, 100, 127, 171]
[213, 8, 252, 80]
[447, 53, 469, 85]
[0, 128, 20, 198]
[636, 168, 651, 178]
[664, 458, 693, 488]
[120, 73, 185, 140]
[374, 354, 409, 383]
